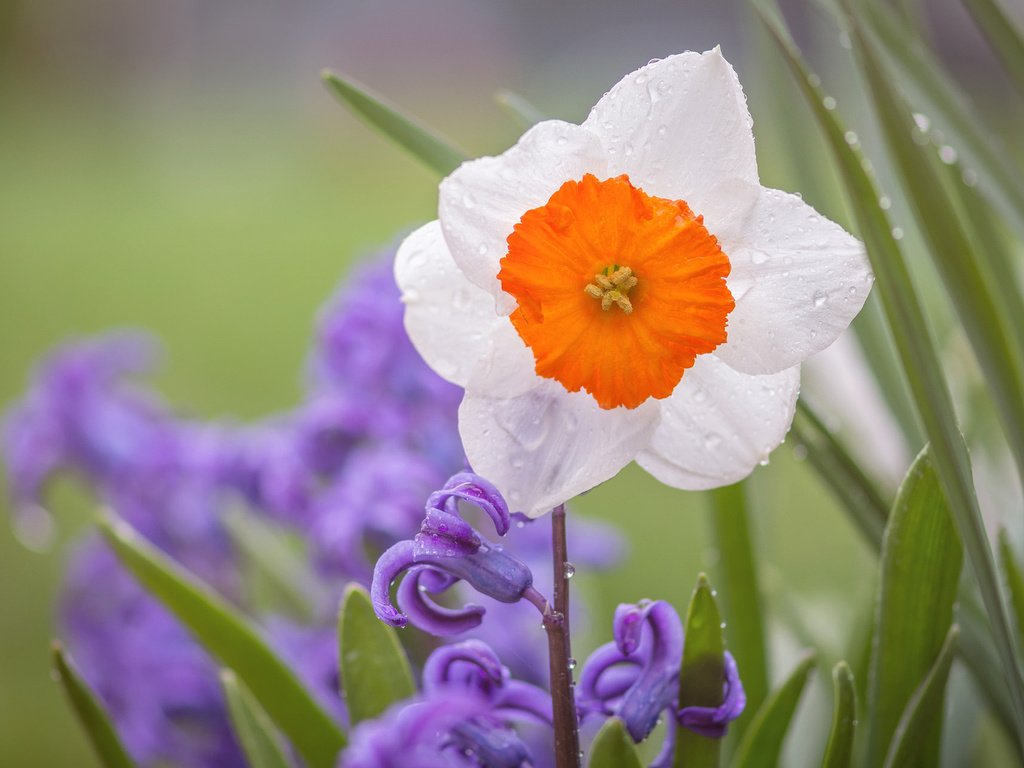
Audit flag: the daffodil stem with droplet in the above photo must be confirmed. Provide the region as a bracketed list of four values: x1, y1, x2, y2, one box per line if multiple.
[544, 503, 581, 768]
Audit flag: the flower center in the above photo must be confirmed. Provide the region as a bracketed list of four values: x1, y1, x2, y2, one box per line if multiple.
[584, 265, 638, 313]
[497, 174, 734, 410]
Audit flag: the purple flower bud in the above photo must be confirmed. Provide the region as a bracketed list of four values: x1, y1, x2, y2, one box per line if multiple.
[676, 651, 746, 738]
[370, 473, 533, 634]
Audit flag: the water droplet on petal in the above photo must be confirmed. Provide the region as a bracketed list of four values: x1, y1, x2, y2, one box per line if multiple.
[813, 290, 828, 308]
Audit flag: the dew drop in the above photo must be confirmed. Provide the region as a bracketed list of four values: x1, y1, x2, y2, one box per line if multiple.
[567, 657, 578, 670]
[563, 562, 576, 579]
[879, 195, 892, 210]
[750, 250, 769, 265]
[938, 145, 958, 164]
[823, 95, 837, 110]
[462, 194, 477, 209]
[844, 130, 858, 146]
[912, 113, 931, 132]
[813, 290, 828, 308]
[891, 226, 904, 240]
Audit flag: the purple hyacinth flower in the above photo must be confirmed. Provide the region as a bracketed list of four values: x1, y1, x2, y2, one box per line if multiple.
[371, 473, 538, 635]
[341, 693, 486, 768]
[422, 640, 552, 768]
[676, 651, 746, 738]
[578, 600, 683, 742]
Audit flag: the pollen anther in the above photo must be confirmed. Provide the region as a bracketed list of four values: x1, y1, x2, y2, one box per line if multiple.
[585, 266, 638, 314]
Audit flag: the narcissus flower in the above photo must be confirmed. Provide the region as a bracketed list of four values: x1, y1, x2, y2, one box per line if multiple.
[396, 48, 871, 517]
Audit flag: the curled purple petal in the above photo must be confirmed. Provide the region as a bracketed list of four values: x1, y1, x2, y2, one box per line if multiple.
[342, 693, 485, 768]
[370, 540, 416, 627]
[416, 504, 481, 558]
[422, 640, 506, 698]
[676, 651, 746, 739]
[578, 643, 642, 718]
[396, 568, 485, 637]
[430, 472, 510, 536]
[493, 680, 554, 726]
[616, 600, 683, 742]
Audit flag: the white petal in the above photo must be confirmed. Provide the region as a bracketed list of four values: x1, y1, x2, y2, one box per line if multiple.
[582, 48, 758, 208]
[459, 383, 660, 518]
[636, 355, 800, 490]
[708, 184, 873, 375]
[394, 221, 505, 387]
[438, 121, 607, 313]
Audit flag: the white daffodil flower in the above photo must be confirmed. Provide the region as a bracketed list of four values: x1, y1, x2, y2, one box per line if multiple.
[396, 48, 872, 518]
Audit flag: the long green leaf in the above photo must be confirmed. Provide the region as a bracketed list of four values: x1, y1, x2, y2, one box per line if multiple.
[321, 71, 468, 177]
[756, 2, 1024, 745]
[960, 0, 1024, 97]
[221, 669, 292, 768]
[844, 0, 1024, 496]
[999, 529, 1024, 643]
[821, 662, 857, 768]
[865, 446, 962, 766]
[731, 652, 817, 768]
[97, 514, 346, 768]
[51, 642, 136, 768]
[338, 583, 416, 725]
[858, 0, 1024, 237]
[674, 573, 725, 768]
[587, 717, 644, 768]
[882, 625, 960, 768]
[790, 399, 889, 550]
[706, 483, 768, 741]
[494, 89, 547, 130]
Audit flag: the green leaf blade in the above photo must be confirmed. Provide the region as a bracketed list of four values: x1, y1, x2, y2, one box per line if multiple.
[706, 483, 769, 741]
[51, 642, 137, 768]
[881, 625, 960, 768]
[756, 1, 1024, 745]
[322, 71, 468, 177]
[866, 446, 962, 766]
[961, 0, 1024, 98]
[732, 652, 817, 768]
[821, 662, 857, 768]
[674, 573, 725, 768]
[98, 514, 345, 768]
[999, 529, 1024, 643]
[587, 717, 644, 768]
[221, 669, 292, 768]
[338, 583, 417, 725]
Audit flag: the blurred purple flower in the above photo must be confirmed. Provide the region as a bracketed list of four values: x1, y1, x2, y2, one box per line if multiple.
[61, 539, 245, 768]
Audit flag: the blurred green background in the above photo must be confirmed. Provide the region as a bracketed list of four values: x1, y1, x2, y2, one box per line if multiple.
[2, 1, 1018, 765]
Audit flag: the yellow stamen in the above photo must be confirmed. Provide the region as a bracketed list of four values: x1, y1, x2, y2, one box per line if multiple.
[585, 266, 637, 314]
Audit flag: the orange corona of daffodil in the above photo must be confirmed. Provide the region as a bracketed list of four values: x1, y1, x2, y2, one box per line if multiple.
[396, 48, 872, 517]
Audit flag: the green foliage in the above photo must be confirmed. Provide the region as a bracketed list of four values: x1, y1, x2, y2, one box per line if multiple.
[866, 446, 962, 766]
[706, 483, 768, 741]
[882, 625, 960, 768]
[999, 530, 1024, 643]
[322, 71, 469, 176]
[51, 642, 137, 768]
[731, 652, 817, 768]
[587, 718, 644, 768]
[821, 662, 857, 768]
[960, 0, 1024, 98]
[338, 584, 417, 725]
[844, 0, 1024, 492]
[756, 0, 1024, 746]
[221, 669, 292, 768]
[97, 514, 346, 768]
[674, 574, 725, 768]
[790, 399, 889, 549]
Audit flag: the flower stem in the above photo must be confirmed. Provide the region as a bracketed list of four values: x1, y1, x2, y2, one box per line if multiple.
[545, 504, 580, 768]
